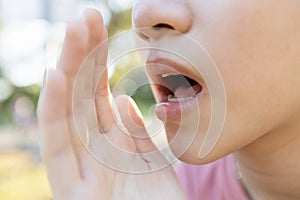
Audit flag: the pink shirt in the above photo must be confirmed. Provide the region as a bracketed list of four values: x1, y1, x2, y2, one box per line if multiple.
[175, 155, 249, 200]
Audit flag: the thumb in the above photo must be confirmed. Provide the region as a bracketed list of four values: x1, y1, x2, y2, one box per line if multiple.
[115, 95, 157, 154]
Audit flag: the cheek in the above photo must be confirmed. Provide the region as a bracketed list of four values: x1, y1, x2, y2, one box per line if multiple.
[165, 0, 300, 165]
[180, 1, 300, 163]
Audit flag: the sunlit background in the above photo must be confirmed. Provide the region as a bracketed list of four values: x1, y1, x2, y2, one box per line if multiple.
[0, 0, 160, 199]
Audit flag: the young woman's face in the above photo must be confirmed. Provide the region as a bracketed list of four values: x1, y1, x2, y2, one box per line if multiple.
[132, 0, 300, 164]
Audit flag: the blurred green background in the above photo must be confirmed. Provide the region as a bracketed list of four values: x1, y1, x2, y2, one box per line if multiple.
[0, 0, 156, 199]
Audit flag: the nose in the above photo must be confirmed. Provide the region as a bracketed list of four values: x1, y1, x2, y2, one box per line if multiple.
[133, 0, 193, 40]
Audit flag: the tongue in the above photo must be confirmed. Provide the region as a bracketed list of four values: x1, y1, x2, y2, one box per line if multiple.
[174, 84, 202, 98]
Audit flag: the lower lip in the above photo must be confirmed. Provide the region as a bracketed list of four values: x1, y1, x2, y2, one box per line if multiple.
[155, 94, 202, 122]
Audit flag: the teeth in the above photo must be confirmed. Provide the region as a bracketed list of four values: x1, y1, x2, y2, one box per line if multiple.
[167, 94, 196, 103]
[161, 73, 179, 78]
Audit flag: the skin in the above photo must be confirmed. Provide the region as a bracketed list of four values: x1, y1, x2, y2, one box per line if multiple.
[38, 1, 300, 199]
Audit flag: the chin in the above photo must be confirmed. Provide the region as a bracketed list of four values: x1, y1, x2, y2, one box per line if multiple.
[176, 148, 225, 165]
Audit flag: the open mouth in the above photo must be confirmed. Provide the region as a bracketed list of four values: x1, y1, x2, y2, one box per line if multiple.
[146, 57, 204, 104]
[155, 73, 203, 103]
[146, 57, 205, 120]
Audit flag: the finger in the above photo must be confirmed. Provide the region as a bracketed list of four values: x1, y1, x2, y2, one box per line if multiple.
[57, 9, 109, 152]
[58, 8, 106, 80]
[37, 70, 81, 195]
[74, 9, 109, 144]
[115, 95, 158, 153]
[58, 9, 107, 113]
[92, 16, 113, 133]
[94, 67, 116, 132]
[60, 8, 114, 134]
[80, 8, 108, 97]
[93, 40, 115, 132]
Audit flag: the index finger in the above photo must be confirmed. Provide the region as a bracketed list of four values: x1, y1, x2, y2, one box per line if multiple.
[58, 9, 107, 113]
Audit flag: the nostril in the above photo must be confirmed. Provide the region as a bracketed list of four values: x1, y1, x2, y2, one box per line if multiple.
[135, 23, 174, 41]
[153, 23, 174, 30]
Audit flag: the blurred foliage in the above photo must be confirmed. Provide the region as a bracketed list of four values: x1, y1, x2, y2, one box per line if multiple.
[107, 9, 132, 37]
[0, 70, 40, 126]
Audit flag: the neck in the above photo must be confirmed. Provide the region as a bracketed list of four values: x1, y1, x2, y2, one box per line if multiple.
[234, 118, 300, 200]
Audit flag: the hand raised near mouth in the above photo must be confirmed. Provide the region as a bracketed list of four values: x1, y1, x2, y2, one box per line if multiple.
[37, 8, 185, 200]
